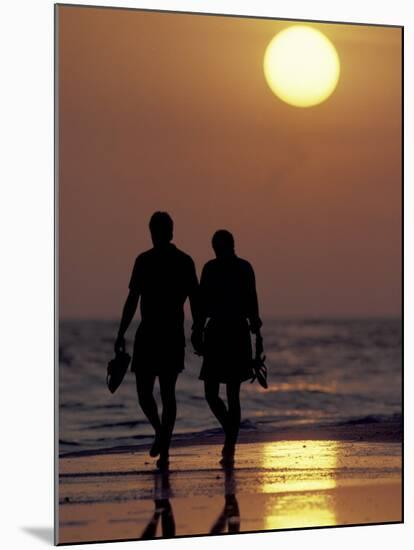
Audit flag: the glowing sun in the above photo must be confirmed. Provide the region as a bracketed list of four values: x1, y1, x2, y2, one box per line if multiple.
[263, 25, 340, 108]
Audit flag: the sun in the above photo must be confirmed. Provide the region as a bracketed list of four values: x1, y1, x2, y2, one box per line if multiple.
[263, 25, 340, 108]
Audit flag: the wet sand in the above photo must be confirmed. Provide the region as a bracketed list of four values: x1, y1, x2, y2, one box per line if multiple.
[58, 422, 402, 545]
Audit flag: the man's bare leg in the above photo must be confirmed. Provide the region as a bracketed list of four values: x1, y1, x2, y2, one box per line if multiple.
[157, 370, 179, 468]
[135, 370, 162, 456]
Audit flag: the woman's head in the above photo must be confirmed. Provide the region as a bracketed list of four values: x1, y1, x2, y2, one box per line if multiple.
[212, 229, 235, 258]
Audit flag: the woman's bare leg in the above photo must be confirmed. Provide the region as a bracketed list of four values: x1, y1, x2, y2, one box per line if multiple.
[224, 382, 241, 455]
[135, 370, 162, 434]
[204, 380, 229, 433]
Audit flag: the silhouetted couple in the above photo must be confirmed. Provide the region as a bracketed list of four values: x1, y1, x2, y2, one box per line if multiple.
[115, 212, 263, 469]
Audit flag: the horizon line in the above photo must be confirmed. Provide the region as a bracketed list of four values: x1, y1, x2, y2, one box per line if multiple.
[58, 314, 402, 322]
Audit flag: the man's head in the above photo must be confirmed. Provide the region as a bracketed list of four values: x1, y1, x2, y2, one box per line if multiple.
[149, 211, 173, 246]
[212, 229, 235, 258]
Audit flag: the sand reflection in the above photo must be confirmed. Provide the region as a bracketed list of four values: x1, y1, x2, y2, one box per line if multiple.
[261, 440, 338, 529]
[140, 471, 175, 539]
[210, 467, 240, 534]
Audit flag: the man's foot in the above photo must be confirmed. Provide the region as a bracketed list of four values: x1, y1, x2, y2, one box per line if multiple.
[221, 439, 235, 457]
[156, 454, 170, 470]
[149, 432, 162, 457]
[220, 441, 235, 466]
[219, 454, 235, 467]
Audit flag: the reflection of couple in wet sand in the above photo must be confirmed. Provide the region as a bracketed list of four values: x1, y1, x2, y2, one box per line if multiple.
[141, 468, 240, 539]
[115, 211, 263, 469]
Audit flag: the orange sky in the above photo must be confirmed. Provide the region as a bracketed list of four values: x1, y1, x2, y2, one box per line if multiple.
[58, 6, 402, 319]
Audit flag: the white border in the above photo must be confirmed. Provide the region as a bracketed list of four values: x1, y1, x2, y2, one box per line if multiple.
[0, 1, 412, 549]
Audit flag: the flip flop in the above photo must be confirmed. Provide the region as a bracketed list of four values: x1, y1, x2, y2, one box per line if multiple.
[106, 351, 131, 394]
[250, 355, 268, 389]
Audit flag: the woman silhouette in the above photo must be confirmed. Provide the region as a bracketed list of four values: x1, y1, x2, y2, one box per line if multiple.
[191, 230, 263, 465]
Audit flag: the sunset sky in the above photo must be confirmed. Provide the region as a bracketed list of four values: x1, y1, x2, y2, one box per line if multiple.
[58, 5, 402, 319]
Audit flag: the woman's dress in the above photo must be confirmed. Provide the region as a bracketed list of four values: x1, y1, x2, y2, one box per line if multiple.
[198, 255, 262, 384]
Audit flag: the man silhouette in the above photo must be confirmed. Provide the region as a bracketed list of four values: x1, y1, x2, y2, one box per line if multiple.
[115, 212, 199, 469]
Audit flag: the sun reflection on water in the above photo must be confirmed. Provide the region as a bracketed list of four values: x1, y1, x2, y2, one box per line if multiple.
[261, 440, 338, 529]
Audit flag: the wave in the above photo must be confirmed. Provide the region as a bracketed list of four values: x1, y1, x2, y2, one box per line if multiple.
[59, 439, 81, 447]
[334, 413, 402, 426]
[81, 420, 148, 430]
[59, 412, 402, 459]
[58, 318, 402, 456]
[60, 402, 126, 410]
[60, 412, 402, 457]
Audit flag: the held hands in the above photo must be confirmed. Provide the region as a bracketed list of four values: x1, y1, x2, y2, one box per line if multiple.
[114, 334, 126, 355]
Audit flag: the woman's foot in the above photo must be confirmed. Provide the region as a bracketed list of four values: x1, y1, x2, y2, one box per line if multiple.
[221, 435, 236, 457]
[149, 432, 162, 457]
[156, 454, 170, 470]
[221, 443, 235, 456]
[220, 440, 235, 466]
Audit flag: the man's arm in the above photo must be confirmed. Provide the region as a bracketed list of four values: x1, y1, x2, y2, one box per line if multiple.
[115, 290, 138, 345]
[115, 256, 142, 353]
[115, 291, 139, 353]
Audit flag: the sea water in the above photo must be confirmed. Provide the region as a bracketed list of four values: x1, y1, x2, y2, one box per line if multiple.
[58, 318, 402, 456]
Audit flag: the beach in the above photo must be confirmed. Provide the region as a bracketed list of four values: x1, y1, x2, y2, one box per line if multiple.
[54, 7, 404, 545]
[58, 318, 402, 544]
[58, 419, 402, 544]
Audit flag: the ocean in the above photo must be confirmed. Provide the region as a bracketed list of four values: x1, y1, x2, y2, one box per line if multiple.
[58, 318, 402, 456]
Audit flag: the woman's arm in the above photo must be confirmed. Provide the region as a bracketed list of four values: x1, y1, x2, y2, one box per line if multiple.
[246, 263, 263, 335]
[187, 257, 201, 331]
[191, 263, 209, 355]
